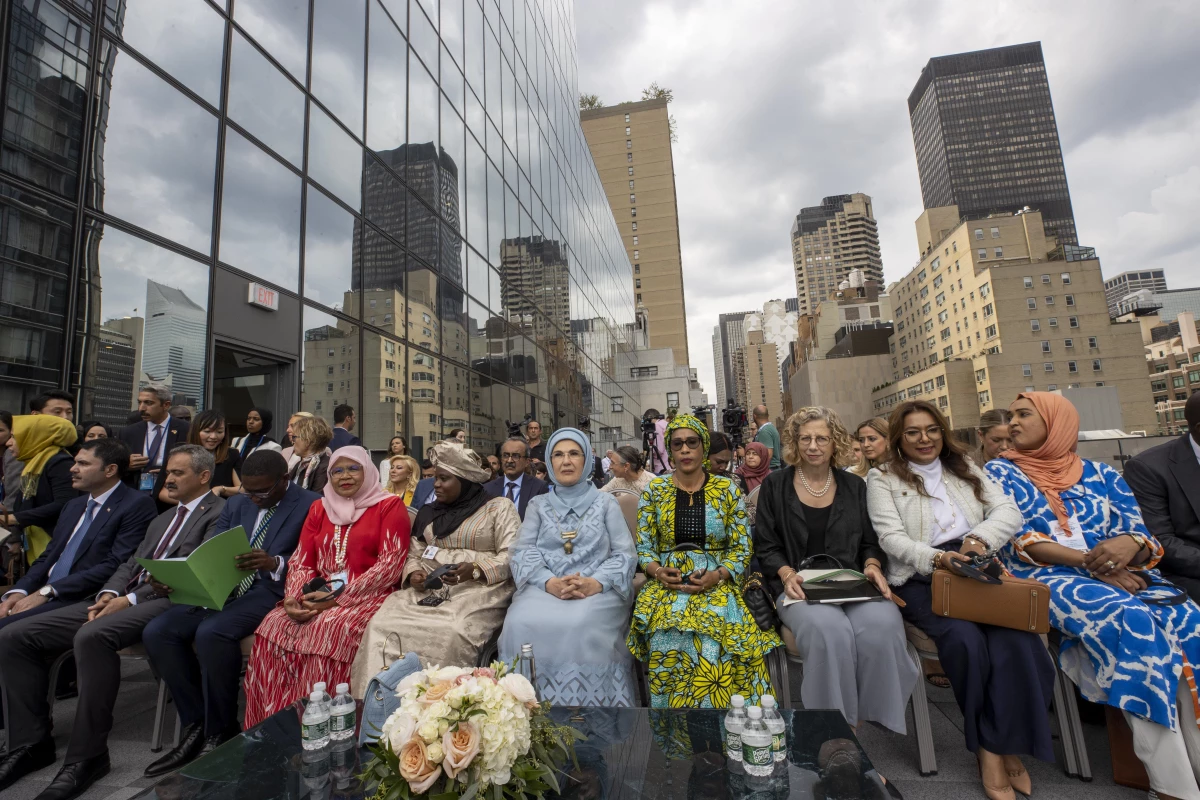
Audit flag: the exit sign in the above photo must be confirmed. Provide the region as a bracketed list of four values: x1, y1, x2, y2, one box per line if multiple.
[247, 282, 279, 311]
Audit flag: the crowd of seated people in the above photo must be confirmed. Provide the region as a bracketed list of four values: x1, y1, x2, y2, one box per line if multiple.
[2, 387, 1200, 800]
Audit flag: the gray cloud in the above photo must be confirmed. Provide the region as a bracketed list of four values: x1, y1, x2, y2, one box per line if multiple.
[576, 0, 1200, 399]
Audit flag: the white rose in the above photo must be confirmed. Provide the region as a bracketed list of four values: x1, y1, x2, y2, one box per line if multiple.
[425, 700, 452, 721]
[426, 742, 444, 763]
[430, 666, 471, 683]
[385, 712, 416, 752]
[396, 670, 426, 696]
[498, 675, 537, 706]
[417, 719, 441, 743]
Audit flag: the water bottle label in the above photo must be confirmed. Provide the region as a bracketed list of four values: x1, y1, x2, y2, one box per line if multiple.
[742, 742, 772, 766]
[331, 711, 355, 733]
[772, 732, 785, 760]
[726, 731, 741, 756]
[302, 720, 329, 742]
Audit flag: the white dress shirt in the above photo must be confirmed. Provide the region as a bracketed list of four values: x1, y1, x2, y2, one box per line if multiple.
[145, 418, 169, 466]
[1191, 434, 1200, 467]
[111, 492, 207, 604]
[250, 504, 288, 581]
[909, 459, 972, 547]
[502, 472, 526, 507]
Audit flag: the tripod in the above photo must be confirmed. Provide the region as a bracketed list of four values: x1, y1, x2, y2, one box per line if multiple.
[643, 428, 667, 474]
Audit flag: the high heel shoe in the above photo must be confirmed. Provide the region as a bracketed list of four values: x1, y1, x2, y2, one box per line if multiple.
[1003, 757, 1031, 797]
[977, 761, 1015, 800]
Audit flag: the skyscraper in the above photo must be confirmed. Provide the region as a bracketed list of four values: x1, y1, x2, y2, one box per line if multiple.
[141, 280, 206, 409]
[714, 311, 753, 408]
[1104, 269, 1168, 317]
[908, 42, 1078, 248]
[581, 98, 690, 366]
[790, 194, 882, 314]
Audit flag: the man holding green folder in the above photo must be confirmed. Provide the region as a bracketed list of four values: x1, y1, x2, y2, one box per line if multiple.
[141, 451, 320, 777]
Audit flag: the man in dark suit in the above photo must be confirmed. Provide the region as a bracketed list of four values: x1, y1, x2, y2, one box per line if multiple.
[0, 445, 224, 798]
[484, 437, 549, 521]
[117, 385, 190, 509]
[1125, 392, 1200, 600]
[0, 439, 156, 631]
[141, 451, 319, 776]
[329, 404, 361, 451]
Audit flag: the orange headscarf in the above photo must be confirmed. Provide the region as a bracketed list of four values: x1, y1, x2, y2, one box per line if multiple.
[1002, 392, 1084, 530]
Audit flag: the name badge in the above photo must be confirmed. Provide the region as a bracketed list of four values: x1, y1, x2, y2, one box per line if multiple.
[422, 545, 440, 560]
[328, 571, 348, 591]
[1048, 516, 1088, 551]
[139, 472, 156, 492]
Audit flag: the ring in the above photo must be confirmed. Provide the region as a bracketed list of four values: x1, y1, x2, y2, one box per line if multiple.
[1105, 560, 1116, 570]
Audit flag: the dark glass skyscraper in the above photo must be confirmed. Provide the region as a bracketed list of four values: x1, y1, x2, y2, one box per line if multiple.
[908, 42, 1077, 247]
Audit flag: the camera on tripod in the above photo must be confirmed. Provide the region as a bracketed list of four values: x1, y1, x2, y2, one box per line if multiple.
[506, 413, 533, 439]
[721, 401, 748, 449]
[641, 409, 666, 473]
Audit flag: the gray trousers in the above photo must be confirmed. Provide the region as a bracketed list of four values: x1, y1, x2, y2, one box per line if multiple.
[0, 596, 171, 762]
[777, 596, 918, 733]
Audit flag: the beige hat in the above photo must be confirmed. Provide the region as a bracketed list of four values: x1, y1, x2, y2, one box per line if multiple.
[429, 440, 492, 484]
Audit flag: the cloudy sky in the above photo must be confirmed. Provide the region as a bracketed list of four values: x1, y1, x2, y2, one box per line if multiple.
[575, 0, 1200, 401]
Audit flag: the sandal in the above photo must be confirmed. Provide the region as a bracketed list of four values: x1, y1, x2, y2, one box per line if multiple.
[925, 672, 951, 690]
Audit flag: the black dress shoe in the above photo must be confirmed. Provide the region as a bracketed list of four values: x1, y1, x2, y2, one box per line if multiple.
[143, 723, 205, 778]
[196, 726, 241, 758]
[33, 752, 109, 800]
[0, 737, 56, 791]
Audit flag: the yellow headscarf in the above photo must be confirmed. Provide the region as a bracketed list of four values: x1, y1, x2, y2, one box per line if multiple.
[13, 415, 77, 499]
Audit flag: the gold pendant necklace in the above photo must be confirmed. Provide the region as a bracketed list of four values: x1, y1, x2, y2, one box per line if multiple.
[561, 530, 577, 554]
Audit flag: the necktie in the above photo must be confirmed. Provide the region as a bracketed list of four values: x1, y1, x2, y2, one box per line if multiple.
[147, 424, 166, 467]
[506, 481, 517, 501]
[48, 499, 99, 584]
[128, 505, 188, 592]
[236, 507, 277, 597]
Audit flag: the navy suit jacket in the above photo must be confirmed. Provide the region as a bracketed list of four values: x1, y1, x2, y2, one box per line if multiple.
[484, 474, 549, 520]
[211, 483, 320, 597]
[330, 427, 362, 451]
[412, 477, 434, 508]
[15, 482, 158, 601]
[117, 417, 191, 488]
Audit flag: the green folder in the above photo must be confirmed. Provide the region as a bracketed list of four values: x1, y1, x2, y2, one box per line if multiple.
[136, 526, 254, 610]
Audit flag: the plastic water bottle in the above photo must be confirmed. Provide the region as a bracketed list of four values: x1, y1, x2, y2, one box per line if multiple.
[517, 643, 538, 696]
[313, 681, 332, 708]
[741, 707, 774, 777]
[302, 690, 331, 750]
[760, 695, 786, 763]
[329, 683, 356, 741]
[725, 694, 748, 762]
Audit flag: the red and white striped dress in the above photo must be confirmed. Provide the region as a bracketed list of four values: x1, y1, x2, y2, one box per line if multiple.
[244, 494, 410, 727]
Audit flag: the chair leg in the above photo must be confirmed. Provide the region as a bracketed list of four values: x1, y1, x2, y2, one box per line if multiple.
[767, 647, 790, 709]
[1059, 669, 1091, 781]
[151, 679, 169, 753]
[1051, 663, 1079, 777]
[906, 642, 938, 777]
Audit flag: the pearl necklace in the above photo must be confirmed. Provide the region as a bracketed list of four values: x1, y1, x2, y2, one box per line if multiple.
[796, 466, 833, 497]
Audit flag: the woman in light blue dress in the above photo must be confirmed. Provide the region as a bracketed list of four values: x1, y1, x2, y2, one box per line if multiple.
[499, 428, 638, 706]
[987, 392, 1200, 799]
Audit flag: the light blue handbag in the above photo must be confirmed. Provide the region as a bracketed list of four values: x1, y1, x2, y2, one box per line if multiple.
[358, 642, 422, 746]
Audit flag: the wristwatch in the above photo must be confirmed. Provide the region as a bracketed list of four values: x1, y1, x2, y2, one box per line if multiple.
[1125, 533, 1149, 552]
[471, 564, 482, 581]
[39, 585, 55, 599]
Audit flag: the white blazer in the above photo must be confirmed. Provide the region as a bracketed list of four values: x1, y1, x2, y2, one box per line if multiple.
[866, 461, 1022, 585]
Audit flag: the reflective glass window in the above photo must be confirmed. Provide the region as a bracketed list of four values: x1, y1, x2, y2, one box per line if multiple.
[234, 0, 310, 83]
[95, 49, 218, 253]
[311, 0, 366, 136]
[409, 57, 440, 156]
[363, 329, 407, 450]
[463, 0, 484, 97]
[219, 130, 301, 290]
[228, 30, 305, 166]
[441, 0, 465, 69]
[308, 106, 363, 209]
[300, 304, 359, 418]
[366, 3, 407, 153]
[115, 0, 225, 106]
[409, 2, 439, 76]
[303, 185, 357, 314]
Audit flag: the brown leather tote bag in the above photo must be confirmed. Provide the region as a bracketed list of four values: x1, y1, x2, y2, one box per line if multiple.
[930, 569, 1051, 634]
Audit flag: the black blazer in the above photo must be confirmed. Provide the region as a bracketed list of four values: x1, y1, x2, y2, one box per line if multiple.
[12, 451, 80, 532]
[16, 482, 158, 601]
[752, 466, 885, 600]
[211, 483, 320, 598]
[1125, 434, 1200, 580]
[483, 474, 549, 520]
[117, 417, 191, 488]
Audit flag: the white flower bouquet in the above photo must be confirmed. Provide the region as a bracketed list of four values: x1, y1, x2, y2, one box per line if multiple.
[362, 661, 582, 800]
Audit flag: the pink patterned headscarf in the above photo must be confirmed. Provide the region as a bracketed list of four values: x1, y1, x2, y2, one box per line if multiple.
[322, 446, 389, 525]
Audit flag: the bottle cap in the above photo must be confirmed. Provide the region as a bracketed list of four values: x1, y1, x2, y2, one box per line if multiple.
[762, 695, 776, 708]
[731, 695, 745, 707]
[336, 683, 349, 694]
[314, 682, 327, 691]
[309, 691, 322, 701]
[747, 706, 763, 718]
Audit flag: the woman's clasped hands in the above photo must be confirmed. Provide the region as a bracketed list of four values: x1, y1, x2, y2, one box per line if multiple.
[546, 573, 603, 600]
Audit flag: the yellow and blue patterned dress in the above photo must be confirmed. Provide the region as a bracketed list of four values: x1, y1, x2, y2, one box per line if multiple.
[627, 473, 782, 708]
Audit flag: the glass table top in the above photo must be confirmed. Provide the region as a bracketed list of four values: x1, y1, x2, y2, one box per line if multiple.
[132, 704, 889, 799]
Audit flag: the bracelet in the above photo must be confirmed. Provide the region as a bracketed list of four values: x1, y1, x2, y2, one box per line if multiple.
[647, 565, 659, 579]
[932, 551, 944, 571]
[964, 534, 987, 549]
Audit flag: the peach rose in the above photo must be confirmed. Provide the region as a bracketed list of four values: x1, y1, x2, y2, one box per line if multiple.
[398, 737, 441, 794]
[442, 720, 482, 779]
[473, 667, 496, 681]
[420, 680, 453, 705]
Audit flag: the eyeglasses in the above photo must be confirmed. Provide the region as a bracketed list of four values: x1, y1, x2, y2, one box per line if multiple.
[669, 436, 702, 451]
[244, 477, 286, 500]
[797, 435, 831, 448]
[329, 464, 364, 477]
[500, 453, 527, 461]
[902, 426, 944, 443]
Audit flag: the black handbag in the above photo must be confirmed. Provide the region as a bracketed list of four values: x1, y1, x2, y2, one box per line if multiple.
[742, 572, 778, 631]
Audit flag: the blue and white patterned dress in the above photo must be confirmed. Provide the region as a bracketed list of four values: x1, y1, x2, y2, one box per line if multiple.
[987, 458, 1200, 731]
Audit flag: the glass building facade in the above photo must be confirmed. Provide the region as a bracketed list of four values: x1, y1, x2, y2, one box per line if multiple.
[908, 42, 1078, 248]
[0, 0, 641, 458]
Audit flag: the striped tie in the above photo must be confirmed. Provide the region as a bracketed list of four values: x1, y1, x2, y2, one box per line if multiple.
[236, 507, 277, 597]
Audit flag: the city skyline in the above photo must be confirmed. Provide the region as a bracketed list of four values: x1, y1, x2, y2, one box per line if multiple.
[576, 1, 1200, 403]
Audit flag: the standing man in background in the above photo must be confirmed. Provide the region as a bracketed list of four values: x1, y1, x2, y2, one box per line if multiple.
[525, 419, 546, 464]
[752, 405, 782, 470]
[329, 405, 361, 451]
[29, 392, 75, 420]
[118, 386, 190, 507]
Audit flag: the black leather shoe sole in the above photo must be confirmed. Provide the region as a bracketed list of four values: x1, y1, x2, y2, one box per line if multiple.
[0, 740, 57, 792]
